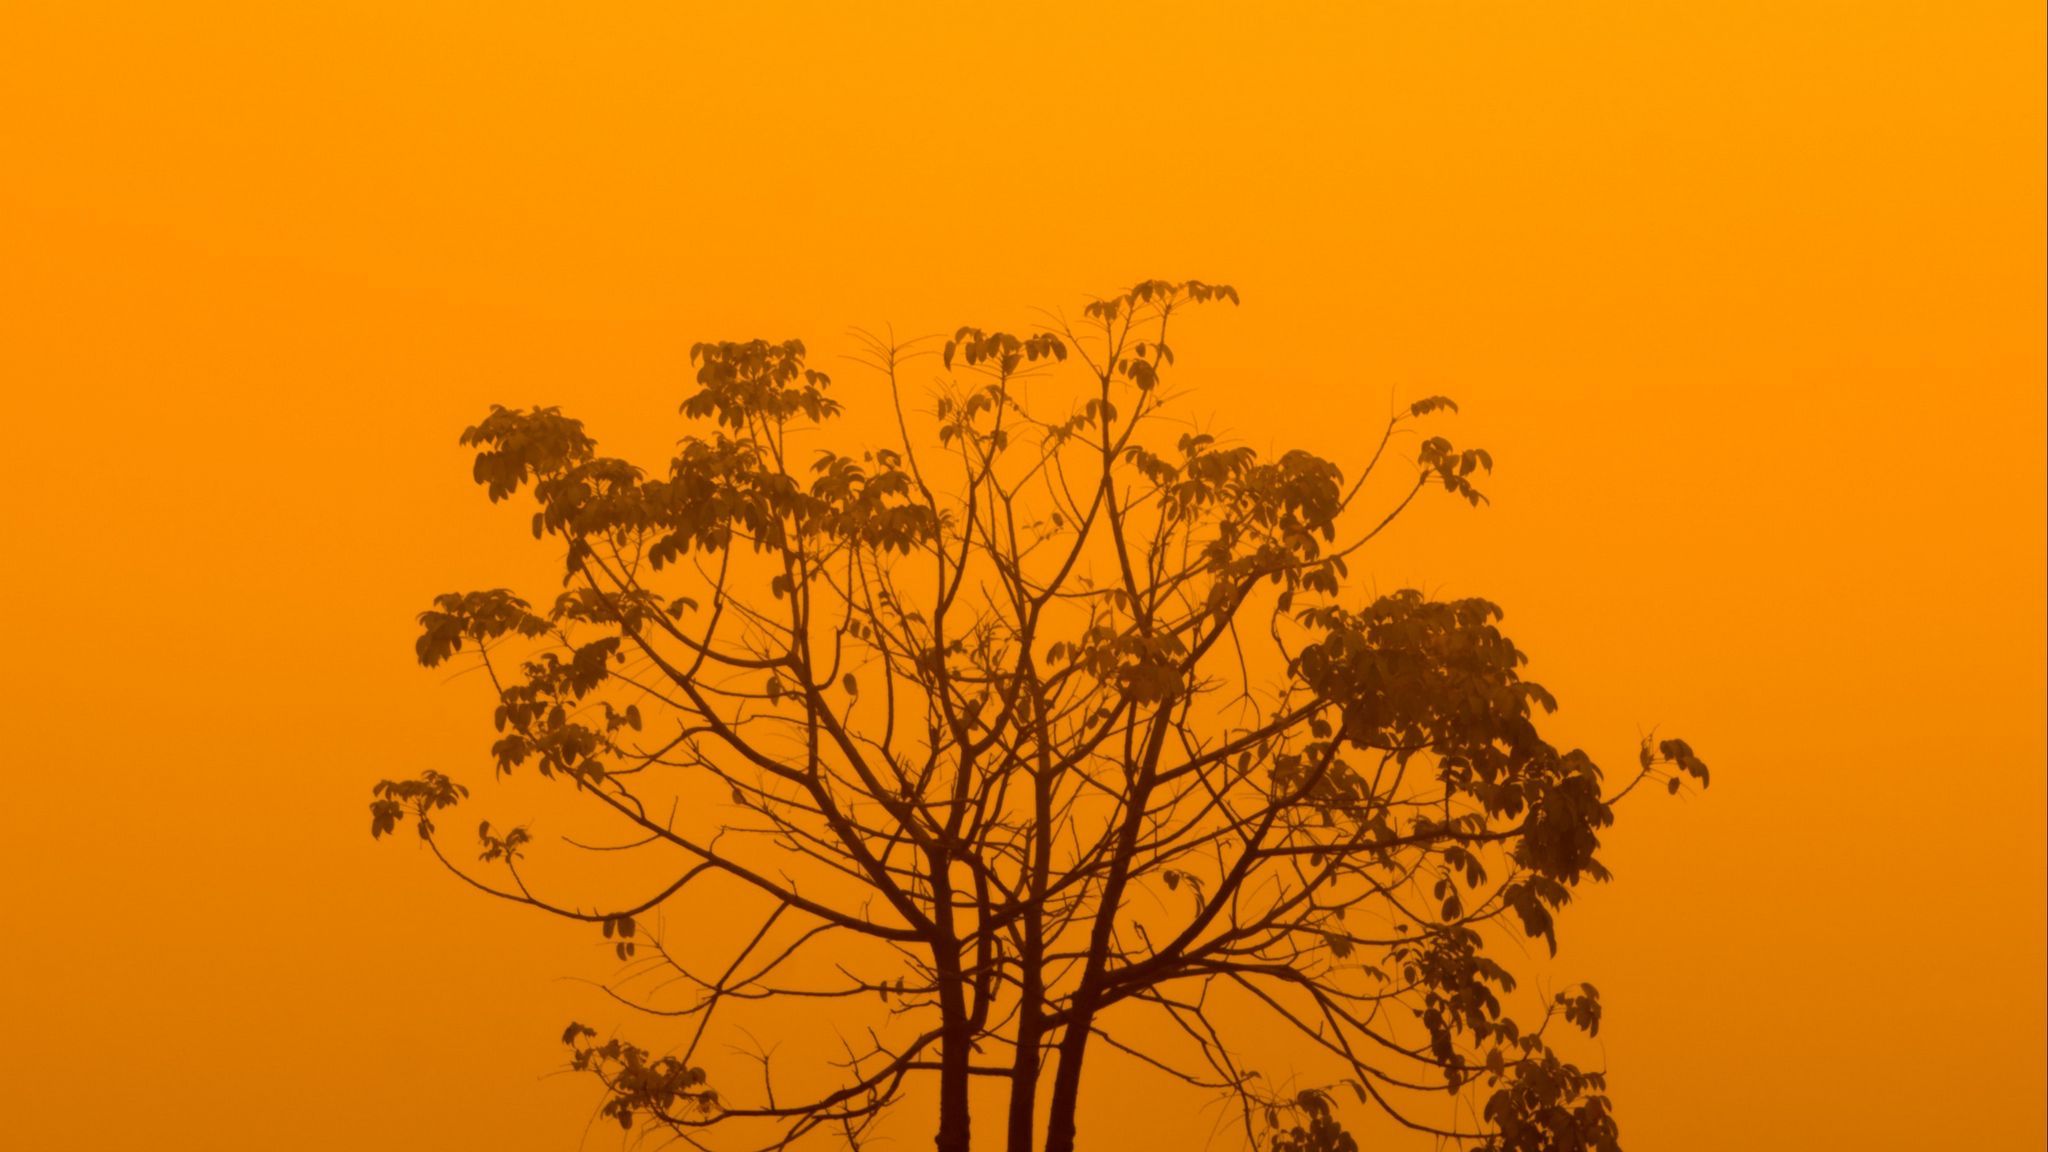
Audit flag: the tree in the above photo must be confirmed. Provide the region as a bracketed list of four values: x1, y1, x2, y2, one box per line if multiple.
[370, 280, 1708, 1152]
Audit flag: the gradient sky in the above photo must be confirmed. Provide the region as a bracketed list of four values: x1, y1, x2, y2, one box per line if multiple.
[2, 3, 2042, 1150]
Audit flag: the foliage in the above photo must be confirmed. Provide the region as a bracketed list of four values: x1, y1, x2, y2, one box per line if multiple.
[371, 281, 1706, 1152]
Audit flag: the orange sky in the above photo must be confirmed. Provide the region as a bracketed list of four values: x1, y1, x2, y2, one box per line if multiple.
[2, 2, 2042, 1149]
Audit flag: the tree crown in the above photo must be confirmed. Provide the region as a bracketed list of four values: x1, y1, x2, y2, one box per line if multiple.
[372, 280, 1707, 1152]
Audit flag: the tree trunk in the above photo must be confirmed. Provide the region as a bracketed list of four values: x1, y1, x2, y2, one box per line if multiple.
[1008, 731, 1057, 1152]
[936, 1006, 972, 1152]
[1040, 1007, 1094, 1152]
[933, 865, 973, 1152]
[1042, 715, 1170, 1152]
[1004, 944, 1044, 1152]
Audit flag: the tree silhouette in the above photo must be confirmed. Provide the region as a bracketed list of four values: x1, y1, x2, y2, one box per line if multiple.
[371, 281, 1707, 1152]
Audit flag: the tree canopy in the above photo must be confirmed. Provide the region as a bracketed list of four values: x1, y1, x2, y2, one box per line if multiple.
[371, 280, 1707, 1152]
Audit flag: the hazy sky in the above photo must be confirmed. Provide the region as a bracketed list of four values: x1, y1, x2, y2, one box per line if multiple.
[2, 3, 2041, 1150]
